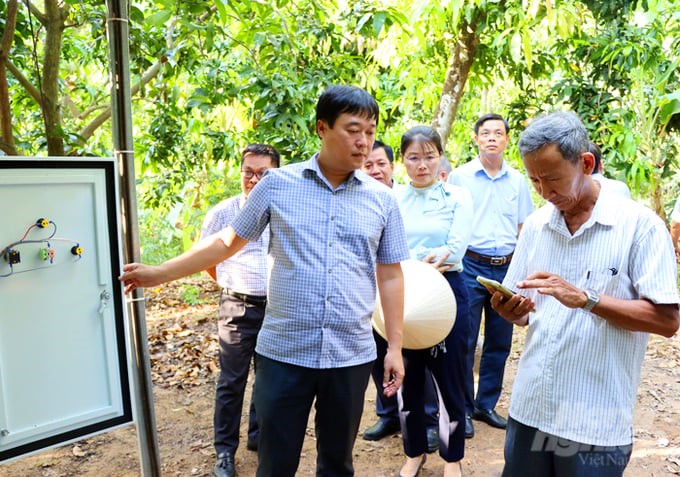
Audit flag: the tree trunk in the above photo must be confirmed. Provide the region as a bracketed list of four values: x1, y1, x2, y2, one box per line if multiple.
[42, 0, 68, 156]
[653, 180, 666, 222]
[0, 0, 19, 155]
[431, 16, 480, 149]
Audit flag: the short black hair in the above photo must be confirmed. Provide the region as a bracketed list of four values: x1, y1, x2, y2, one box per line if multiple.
[400, 125, 443, 156]
[241, 143, 280, 167]
[474, 113, 510, 135]
[588, 141, 602, 174]
[316, 85, 379, 129]
[372, 140, 394, 163]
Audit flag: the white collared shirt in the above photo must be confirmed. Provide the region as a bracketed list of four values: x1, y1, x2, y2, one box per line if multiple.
[503, 193, 679, 446]
[449, 158, 533, 256]
[592, 172, 631, 199]
[200, 194, 270, 296]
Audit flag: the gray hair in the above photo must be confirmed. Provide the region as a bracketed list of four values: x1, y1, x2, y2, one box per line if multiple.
[518, 111, 590, 164]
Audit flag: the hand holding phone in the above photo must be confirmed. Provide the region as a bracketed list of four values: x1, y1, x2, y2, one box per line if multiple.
[476, 275, 515, 298]
[476, 275, 536, 313]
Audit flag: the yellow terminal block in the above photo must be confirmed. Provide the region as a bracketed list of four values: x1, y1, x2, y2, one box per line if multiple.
[36, 218, 50, 228]
[71, 245, 83, 256]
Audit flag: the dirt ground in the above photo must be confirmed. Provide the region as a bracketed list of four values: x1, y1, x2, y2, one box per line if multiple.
[2, 276, 680, 476]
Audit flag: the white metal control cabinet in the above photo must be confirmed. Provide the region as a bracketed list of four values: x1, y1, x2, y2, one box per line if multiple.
[0, 158, 132, 462]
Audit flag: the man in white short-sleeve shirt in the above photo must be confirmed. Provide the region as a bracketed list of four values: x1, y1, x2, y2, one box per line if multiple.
[588, 141, 631, 199]
[670, 196, 680, 260]
[487, 111, 680, 477]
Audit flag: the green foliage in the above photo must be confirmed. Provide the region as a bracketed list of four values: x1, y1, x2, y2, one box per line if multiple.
[4, 0, 680, 260]
[544, 1, 680, 212]
[131, 0, 418, 256]
[180, 284, 202, 305]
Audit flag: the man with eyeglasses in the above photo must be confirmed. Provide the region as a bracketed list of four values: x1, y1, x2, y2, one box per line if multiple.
[448, 114, 534, 439]
[200, 143, 280, 477]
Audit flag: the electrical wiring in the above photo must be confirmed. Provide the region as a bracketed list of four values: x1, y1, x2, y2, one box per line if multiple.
[0, 219, 81, 279]
[1, 261, 76, 278]
[1, 219, 60, 256]
[18, 219, 57, 241]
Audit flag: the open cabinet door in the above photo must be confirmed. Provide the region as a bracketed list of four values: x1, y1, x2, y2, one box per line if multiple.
[0, 157, 133, 462]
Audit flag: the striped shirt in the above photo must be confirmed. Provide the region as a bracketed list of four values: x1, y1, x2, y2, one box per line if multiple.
[200, 194, 269, 295]
[396, 181, 473, 272]
[592, 172, 631, 199]
[672, 196, 680, 222]
[448, 158, 533, 256]
[225, 154, 410, 369]
[503, 192, 679, 446]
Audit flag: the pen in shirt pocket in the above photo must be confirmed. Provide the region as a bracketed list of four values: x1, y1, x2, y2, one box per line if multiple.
[586, 267, 618, 280]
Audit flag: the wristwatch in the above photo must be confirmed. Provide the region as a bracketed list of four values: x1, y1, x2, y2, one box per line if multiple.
[582, 289, 600, 312]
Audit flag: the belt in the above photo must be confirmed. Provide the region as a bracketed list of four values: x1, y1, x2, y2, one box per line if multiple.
[224, 288, 267, 307]
[465, 250, 513, 266]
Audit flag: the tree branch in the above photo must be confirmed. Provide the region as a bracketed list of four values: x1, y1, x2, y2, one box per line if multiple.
[73, 15, 180, 150]
[25, 0, 47, 26]
[62, 91, 80, 117]
[431, 15, 481, 148]
[0, 0, 19, 155]
[6, 60, 42, 105]
[79, 103, 109, 120]
[73, 59, 165, 149]
[40, 0, 70, 155]
[0, 137, 19, 155]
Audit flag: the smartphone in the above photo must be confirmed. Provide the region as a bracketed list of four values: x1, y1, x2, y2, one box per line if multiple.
[476, 275, 536, 312]
[476, 275, 516, 298]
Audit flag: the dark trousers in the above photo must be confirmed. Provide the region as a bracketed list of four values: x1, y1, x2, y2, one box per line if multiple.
[214, 292, 264, 455]
[502, 417, 632, 477]
[254, 354, 372, 477]
[400, 271, 470, 462]
[461, 256, 513, 413]
[371, 330, 438, 427]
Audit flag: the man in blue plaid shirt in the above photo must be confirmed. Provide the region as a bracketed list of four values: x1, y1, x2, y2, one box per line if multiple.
[121, 85, 410, 477]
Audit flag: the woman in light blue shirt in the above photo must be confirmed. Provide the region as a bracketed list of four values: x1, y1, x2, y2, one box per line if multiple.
[396, 126, 473, 477]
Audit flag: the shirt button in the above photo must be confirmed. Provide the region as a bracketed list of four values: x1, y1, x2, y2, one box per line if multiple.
[328, 269, 332, 274]
[329, 242, 333, 247]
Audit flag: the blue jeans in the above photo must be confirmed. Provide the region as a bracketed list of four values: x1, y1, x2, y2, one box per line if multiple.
[502, 417, 632, 477]
[461, 256, 513, 413]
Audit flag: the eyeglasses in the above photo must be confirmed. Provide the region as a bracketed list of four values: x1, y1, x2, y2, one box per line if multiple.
[241, 169, 269, 180]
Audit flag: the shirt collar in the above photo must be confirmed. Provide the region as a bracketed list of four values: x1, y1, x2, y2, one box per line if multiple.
[473, 156, 509, 179]
[542, 189, 618, 232]
[304, 153, 365, 189]
[405, 180, 448, 195]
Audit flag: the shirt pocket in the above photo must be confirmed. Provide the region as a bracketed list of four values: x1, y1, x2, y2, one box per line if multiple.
[584, 267, 621, 295]
[500, 193, 518, 219]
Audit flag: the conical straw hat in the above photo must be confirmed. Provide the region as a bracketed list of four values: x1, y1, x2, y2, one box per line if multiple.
[372, 259, 456, 350]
